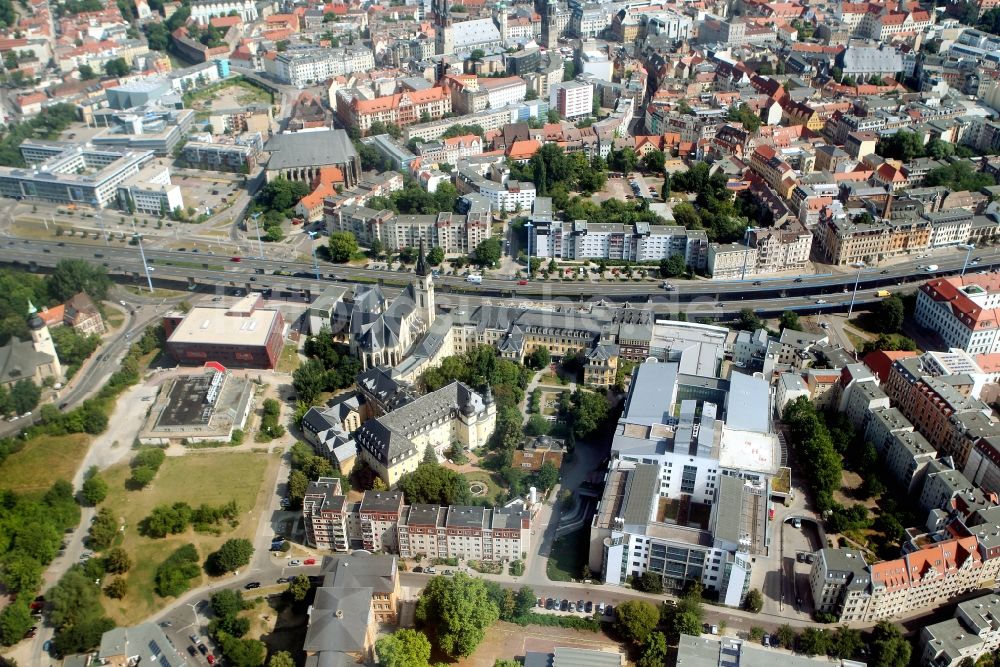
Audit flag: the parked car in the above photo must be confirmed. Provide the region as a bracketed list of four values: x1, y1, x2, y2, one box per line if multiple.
[188, 646, 198, 657]
[577, 600, 584, 611]
[244, 582, 261, 590]
[207, 656, 216, 665]
[189, 634, 200, 644]
[289, 559, 302, 566]
[545, 598, 554, 609]
[604, 604, 613, 617]
[559, 599, 568, 611]
[198, 644, 209, 655]
[304, 558, 316, 565]
[276, 577, 289, 584]
[568, 602, 576, 612]
[537, 598, 544, 607]
[585, 601, 593, 613]
[412, 566, 423, 573]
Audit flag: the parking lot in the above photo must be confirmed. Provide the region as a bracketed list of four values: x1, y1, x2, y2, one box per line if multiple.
[781, 517, 825, 616]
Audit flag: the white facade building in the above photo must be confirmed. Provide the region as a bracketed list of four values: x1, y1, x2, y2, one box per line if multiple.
[914, 274, 1000, 354]
[549, 80, 593, 119]
[190, 0, 257, 24]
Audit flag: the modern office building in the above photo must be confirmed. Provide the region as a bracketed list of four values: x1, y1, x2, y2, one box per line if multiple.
[0, 141, 174, 211]
[162, 294, 285, 369]
[549, 80, 594, 119]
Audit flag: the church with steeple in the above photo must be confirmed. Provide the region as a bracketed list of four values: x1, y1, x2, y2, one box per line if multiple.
[333, 240, 436, 370]
[0, 301, 62, 389]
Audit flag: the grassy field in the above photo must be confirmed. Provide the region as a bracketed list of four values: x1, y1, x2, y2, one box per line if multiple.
[105, 308, 125, 330]
[0, 433, 91, 493]
[547, 527, 589, 582]
[276, 342, 301, 374]
[99, 451, 274, 623]
[462, 470, 504, 505]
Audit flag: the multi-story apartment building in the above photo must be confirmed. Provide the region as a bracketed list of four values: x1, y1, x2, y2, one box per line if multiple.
[915, 274, 1000, 355]
[181, 133, 263, 172]
[337, 87, 452, 135]
[921, 593, 1000, 667]
[810, 537, 990, 623]
[417, 134, 484, 165]
[708, 222, 813, 279]
[530, 199, 709, 268]
[455, 168, 536, 212]
[302, 485, 532, 561]
[478, 76, 528, 109]
[549, 80, 593, 119]
[267, 48, 376, 88]
[815, 204, 931, 266]
[330, 206, 492, 253]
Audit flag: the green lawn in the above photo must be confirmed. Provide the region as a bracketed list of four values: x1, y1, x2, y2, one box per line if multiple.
[547, 527, 590, 582]
[276, 341, 301, 373]
[0, 433, 91, 493]
[462, 470, 504, 505]
[99, 451, 273, 624]
[105, 308, 125, 330]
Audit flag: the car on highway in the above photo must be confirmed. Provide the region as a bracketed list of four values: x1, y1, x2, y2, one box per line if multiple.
[230, 257, 241, 262]
[815, 299, 827, 304]
[518, 280, 528, 285]
[794, 277, 803, 282]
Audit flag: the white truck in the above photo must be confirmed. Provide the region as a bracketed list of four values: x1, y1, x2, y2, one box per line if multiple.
[466, 274, 483, 284]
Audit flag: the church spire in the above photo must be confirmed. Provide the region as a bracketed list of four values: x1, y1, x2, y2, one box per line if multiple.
[415, 239, 429, 277]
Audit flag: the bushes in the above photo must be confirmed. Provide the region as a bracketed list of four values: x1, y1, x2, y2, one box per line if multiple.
[509, 612, 599, 631]
[139, 500, 239, 538]
[129, 446, 166, 488]
[256, 399, 285, 442]
[0, 600, 32, 646]
[155, 543, 201, 597]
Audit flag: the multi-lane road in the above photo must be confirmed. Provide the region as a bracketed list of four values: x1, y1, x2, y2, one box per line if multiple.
[4, 237, 1000, 316]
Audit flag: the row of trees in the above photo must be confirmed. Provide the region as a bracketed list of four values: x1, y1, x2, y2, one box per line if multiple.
[782, 397, 843, 513]
[876, 130, 981, 163]
[139, 500, 240, 538]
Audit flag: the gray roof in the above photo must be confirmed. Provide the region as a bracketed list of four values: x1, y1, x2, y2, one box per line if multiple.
[265, 128, 358, 170]
[446, 505, 487, 528]
[453, 18, 502, 49]
[712, 475, 745, 544]
[303, 587, 374, 653]
[621, 362, 678, 426]
[816, 547, 870, 590]
[98, 623, 186, 666]
[359, 490, 404, 514]
[0, 337, 53, 385]
[725, 371, 770, 433]
[358, 381, 486, 465]
[621, 463, 658, 527]
[525, 648, 624, 667]
[322, 551, 398, 593]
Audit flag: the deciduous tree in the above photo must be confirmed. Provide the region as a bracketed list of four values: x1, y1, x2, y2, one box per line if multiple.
[375, 629, 432, 667]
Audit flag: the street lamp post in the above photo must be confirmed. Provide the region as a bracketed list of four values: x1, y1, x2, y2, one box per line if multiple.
[740, 226, 753, 282]
[130, 221, 154, 293]
[960, 243, 976, 278]
[312, 237, 320, 281]
[524, 219, 533, 282]
[250, 212, 265, 259]
[846, 261, 865, 320]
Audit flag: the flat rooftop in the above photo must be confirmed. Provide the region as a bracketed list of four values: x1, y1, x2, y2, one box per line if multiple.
[718, 429, 779, 476]
[168, 297, 279, 347]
